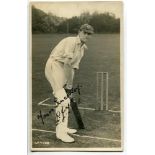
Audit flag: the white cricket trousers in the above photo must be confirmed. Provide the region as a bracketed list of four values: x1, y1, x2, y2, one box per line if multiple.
[45, 58, 70, 138]
[45, 58, 68, 92]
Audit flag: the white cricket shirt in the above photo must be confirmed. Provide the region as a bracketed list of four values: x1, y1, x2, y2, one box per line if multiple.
[50, 35, 88, 69]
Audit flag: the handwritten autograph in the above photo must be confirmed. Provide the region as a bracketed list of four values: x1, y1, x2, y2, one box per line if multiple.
[66, 84, 82, 95]
[37, 108, 54, 125]
[37, 84, 82, 125]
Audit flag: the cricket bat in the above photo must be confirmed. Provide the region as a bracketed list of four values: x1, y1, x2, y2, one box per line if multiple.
[65, 86, 85, 129]
[70, 98, 85, 129]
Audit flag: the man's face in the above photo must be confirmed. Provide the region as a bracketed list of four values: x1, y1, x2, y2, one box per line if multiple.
[78, 30, 92, 43]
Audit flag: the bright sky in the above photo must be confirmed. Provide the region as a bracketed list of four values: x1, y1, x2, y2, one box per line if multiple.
[32, 1, 123, 18]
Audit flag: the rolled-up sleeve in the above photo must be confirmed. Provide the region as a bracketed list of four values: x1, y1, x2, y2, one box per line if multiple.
[71, 48, 85, 70]
[64, 64, 75, 87]
[63, 38, 75, 59]
[72, 62, 80, 70]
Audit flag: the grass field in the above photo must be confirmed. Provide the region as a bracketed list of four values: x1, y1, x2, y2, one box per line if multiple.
[31, 33, 122, 150]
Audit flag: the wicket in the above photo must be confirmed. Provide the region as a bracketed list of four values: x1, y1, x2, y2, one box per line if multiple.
[96, 72, 109, 111]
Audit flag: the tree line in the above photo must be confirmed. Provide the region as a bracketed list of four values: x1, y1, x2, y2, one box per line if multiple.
[32, 6, 120, 34]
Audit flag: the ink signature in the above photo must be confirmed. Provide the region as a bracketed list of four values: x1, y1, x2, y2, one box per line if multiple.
[37, 84, 82, 125]
[37, 108, 54, 125]
[66, 84, 82, 95]
[56, 103, 70, 124]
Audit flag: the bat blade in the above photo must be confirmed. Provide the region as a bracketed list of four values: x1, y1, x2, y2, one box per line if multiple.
[70, 99, 85, 129]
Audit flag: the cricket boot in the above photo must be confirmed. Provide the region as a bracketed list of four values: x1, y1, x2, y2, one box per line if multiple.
[55, 88, 74, 143]
[66, 128, 77, 134]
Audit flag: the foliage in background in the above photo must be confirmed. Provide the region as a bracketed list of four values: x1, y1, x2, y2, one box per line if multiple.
[32, 6, 120, 34]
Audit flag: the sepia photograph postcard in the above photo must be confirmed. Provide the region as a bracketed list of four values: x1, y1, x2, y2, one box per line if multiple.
[29, 1, 124, 152]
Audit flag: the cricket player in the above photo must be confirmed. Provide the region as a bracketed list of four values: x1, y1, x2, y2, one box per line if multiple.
[45, 24, 94, 143]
